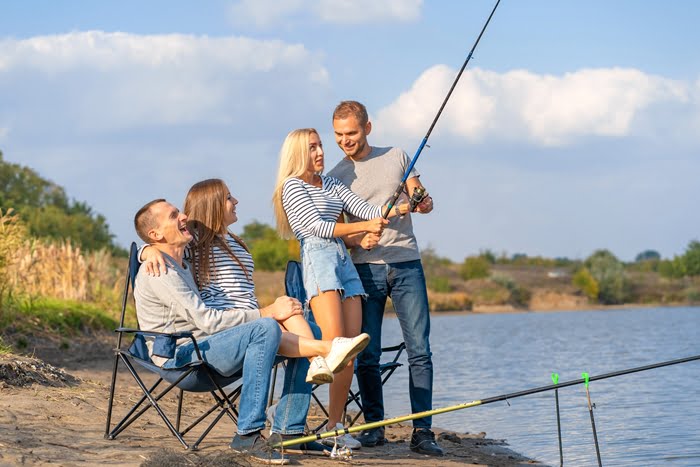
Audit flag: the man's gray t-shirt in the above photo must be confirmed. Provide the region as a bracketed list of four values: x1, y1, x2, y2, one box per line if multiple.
[328, 146, 420, 265]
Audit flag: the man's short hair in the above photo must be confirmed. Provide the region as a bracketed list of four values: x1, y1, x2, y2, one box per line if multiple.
[333, 100, 368, 126]
[134, 199, 166, 243]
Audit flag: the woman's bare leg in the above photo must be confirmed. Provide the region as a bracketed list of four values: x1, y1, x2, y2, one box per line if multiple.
[310, 290, 362, 428]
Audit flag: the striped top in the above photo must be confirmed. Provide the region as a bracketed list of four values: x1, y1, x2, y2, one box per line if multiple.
[282, 175, 382, 240]
[193, 234, 259, 310]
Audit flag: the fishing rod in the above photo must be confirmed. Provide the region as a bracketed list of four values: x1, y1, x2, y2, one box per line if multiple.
[382, 0, 501, 218]
[274, 353, 700, 448]
[551, 373, 564, 467]
[582, 372, 603, 467]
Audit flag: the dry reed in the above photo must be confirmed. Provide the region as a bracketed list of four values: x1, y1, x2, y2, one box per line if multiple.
[0, 209, 121, 303]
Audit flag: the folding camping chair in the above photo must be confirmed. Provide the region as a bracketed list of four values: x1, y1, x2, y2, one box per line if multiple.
[282, 260, 406, 432]
[104, 243, 242, 450]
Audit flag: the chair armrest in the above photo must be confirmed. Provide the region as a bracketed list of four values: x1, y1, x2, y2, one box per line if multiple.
[381, 342, 406, 352]
[115, 327, 194, 340]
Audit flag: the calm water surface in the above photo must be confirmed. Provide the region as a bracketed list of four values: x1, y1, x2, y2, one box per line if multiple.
[376, 306, 700, 466]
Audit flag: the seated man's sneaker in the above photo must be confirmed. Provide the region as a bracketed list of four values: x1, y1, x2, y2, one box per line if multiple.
[357, 426, 386, 447]
[230, 431, 289, 465]
[305, 356, 333, 384]
[320, 423, 362, 450]
[324, 333, 370, 373]
[409, 428, 444, 457]
[278, 434, 332, 456]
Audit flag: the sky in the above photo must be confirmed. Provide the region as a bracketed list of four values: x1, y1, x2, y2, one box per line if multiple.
[1, 0, 699, 262]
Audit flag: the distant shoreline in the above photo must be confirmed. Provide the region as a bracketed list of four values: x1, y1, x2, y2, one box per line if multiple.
[389, 302, 699, 317]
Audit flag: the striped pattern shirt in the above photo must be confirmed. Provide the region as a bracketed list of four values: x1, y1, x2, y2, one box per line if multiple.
[194, 234, 259, 310]
[282, 175, 382, 240]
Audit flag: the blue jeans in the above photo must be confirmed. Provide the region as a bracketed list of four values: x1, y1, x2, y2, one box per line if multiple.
[355, 260, 434, 429]
[162, 318, 284, 435]
[271, 321, 322, 435]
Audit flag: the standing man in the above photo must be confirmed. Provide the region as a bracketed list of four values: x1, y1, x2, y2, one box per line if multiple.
[327, 101, 442, 456]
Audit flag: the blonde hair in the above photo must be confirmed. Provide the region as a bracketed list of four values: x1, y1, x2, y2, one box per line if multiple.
[272, 128, 319, 239]
[184, 178, 250, 288]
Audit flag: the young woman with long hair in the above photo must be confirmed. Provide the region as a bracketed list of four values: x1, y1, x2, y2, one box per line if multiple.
[272, 128, 408, 448]
[141, 178, 369, 387]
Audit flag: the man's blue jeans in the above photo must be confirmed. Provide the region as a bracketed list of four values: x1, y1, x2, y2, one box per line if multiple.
[163, 318, 311, 435]
[355, 260, 434, 429]
[270, 321, 322, 435]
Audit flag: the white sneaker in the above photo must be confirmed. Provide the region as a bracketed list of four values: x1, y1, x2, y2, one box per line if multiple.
[320, 423, 362, 450]
[306, 356, 334, 384]
[324, 333, 370, 374]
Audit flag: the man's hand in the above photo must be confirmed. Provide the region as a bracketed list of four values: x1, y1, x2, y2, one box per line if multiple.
[142, 246, 168, 276]
[363, 217, 389, 235]
[360, 232, 381, 251]
[415, 194, 434, 214]
[261, 296, 303, 322]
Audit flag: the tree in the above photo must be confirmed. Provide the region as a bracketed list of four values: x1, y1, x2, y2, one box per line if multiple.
[572, 267, 599, 301]
[240, 220, 298, 271]
[584, 249, 629, 304]
[460, 256, 490, 281]
[0, 151, 121, 253]
[683, 240, 700, 276]
[635, 250, 661, 262]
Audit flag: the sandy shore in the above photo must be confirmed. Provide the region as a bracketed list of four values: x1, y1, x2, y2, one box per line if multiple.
[0, 335, 542, 467]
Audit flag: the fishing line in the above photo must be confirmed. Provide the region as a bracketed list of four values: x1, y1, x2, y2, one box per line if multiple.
[383, 0, 502, 218]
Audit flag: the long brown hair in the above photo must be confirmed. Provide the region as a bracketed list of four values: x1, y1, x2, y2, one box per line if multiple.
[184, 178, 250, 287]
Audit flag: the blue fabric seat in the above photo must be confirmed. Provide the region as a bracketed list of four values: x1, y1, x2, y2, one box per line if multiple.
[104, 242, 243, 450]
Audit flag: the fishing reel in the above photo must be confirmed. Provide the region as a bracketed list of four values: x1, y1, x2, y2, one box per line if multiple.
[409, 186, 428, 212]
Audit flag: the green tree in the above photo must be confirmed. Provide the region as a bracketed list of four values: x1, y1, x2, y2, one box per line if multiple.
[0, 151, 121, 253]
[460, 255, 490, 281]
[683, 240, 700, 276]
[635, 250, 661, 262]
[240, 220, 297, 271]
[585, 249, 629, 304]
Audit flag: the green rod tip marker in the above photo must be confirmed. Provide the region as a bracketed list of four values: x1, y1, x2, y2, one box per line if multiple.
[551, 373, 559, 385]
[582, 372, 590, 389]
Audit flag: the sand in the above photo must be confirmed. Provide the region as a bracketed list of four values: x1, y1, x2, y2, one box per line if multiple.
[0, 335, 542, 467]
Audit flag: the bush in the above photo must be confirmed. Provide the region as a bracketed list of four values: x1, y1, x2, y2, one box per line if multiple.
[572, 267, 599, 300]
[427, 275, 452, 293]
[492, 274, 531, 308]
[460, 256, 490, 281]
[585, 249, 629, 304]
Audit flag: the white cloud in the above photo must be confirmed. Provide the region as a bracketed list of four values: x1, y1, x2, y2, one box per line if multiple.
[373, 66, 691, 147]
[0, 31, 330, 135]
[228, 0, 422, 28]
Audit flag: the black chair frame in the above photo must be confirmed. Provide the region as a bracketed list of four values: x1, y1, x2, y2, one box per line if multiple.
[104, 243, 242, 450]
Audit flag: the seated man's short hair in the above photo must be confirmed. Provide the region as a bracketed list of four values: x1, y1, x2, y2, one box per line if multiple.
[134, 198, 166, 243]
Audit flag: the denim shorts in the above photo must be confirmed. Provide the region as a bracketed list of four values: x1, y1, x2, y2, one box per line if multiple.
[300, 237, 366, 303]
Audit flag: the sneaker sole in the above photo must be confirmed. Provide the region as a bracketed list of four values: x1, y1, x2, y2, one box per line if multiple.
[327, 334, 370, 374]
[306, 373, 334, 384]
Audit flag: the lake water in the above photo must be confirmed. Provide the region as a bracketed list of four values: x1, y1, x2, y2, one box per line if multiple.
[373, 306, 700, 466]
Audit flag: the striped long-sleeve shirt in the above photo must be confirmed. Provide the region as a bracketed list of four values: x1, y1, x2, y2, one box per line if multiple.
[282, 175, 382, 241]
[196, 234, 260, 310]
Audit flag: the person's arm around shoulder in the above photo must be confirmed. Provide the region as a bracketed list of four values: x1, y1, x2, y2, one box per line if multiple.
[138, 244, 169, 276]
[148, 266, 261, 334]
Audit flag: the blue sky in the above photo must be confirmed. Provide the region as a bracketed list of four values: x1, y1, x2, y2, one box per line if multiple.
[2, 0, 699, 262]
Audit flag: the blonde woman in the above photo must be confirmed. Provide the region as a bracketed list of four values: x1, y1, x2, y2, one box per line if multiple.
[272, 128, 408, 448]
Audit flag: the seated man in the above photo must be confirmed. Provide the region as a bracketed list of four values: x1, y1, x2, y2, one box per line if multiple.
[133, 198, 324, 464]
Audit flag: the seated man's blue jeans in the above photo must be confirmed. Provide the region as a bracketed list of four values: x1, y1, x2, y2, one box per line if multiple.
[355, 260, 434, 429]
[163, 317, 281, 435]
[271, 319, 322, 434]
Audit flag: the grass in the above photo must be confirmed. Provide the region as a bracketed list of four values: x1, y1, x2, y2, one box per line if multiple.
[1, 296, 124, 335]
